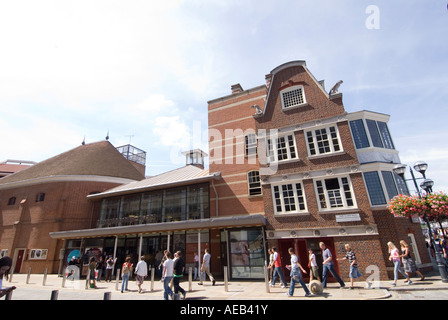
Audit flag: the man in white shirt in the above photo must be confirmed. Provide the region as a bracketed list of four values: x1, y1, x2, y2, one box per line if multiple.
[134, 256, 148, 293]
[162, 252, 174, 300]
[201, 248, 215, 286]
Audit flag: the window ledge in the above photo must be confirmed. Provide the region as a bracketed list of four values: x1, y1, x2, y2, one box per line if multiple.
[274, 211, 310, 217]
[268, 158, 300, 166]
[318, 207, 359, 214]
[308, 150, 346, 160]
[282, 103, 309, 111]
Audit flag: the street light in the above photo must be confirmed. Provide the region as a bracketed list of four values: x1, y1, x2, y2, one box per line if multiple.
[393, 162, 448, 283]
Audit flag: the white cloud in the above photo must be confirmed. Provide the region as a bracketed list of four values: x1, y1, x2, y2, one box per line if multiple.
[153, 116, 191, 149]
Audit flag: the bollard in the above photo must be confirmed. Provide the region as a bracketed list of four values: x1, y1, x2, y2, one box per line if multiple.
[85, 267, 90, 290]
[50, 290, 59, 300]
[104, 292, 112, 300]
[62, 268, 67, 288]
[188, 267, 192, 292]
[264, 266, 270, 293]
[150, 267, 155, 291]
[5, 290, 13, 300]
[26, 267, 31, 284]
[115, 269, 120, 291]
[43, 268, 48, 286]
[224, 266, 228, 292]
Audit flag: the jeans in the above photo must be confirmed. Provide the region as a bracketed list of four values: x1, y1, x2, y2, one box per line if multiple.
[289, 269, 310, 296]
[163, 276, 173, 300]
[271, 266, 287, 286]
[121, 273, 129, 291]
[173, 276, 185, 295]
[393, 260, 407, 281]
[322, 263, 345, 288]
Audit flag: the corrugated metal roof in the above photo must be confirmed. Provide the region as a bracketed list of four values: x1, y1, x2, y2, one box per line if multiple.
[88, 165, 221, 199]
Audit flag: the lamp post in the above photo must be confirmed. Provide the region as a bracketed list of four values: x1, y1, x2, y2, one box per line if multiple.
[393, 162, 448, 283]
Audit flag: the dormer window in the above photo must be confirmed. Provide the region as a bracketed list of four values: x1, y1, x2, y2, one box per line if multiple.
[281, 85, 306, 109]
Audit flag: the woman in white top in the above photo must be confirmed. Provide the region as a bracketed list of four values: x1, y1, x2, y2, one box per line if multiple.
[308, 249, 321, 283]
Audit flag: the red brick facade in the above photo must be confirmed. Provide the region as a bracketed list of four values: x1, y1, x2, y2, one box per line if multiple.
[209, 61, 431, 281]
[0, 179, 124, 273]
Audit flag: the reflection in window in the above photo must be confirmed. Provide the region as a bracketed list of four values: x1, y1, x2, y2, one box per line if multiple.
[229, 229, 264, 279]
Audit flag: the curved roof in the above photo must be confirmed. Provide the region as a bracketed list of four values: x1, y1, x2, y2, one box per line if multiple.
[0, 141, 145, 186]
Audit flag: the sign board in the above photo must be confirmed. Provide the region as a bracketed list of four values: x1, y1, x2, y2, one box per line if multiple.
[336, 213, 361, 223]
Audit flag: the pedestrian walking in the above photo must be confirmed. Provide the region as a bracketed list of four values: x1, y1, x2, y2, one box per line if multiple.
[162, 251, 174, 300]
[105, 256, 116, 282]
[200, 248, 215, 285]
[121, 257, 133, 293]
[193, 252, 199, 280]
[320, 242, 345, 288]
[388, 241, 410, 286]
[270, 247, 287, 288]
[286, 248, 311, 297]
[96, 256, 105, 282]
[159, 250, 168, 281]
[399, 240, 425, 283]
[267, 248, 275, 282]
[336, 244, 371, 289]
[308, 248, 321, 283]
[155, 250, 163, 277]
[88, 257, 97, 288]
[0, 256, 15, 299]
[173, 251, 187, 299]
[134, 256, 148, 293]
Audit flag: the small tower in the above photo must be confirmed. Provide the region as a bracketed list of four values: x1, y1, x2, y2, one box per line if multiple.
[182, 149, 207, 169]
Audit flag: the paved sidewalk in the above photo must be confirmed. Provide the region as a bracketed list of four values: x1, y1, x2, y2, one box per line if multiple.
[3, 270, 448, 300]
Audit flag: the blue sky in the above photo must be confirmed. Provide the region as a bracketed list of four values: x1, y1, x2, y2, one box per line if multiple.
[0, 1, 447, 193]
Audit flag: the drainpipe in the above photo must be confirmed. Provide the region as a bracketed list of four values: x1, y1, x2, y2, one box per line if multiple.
[211, 180, 218, 217]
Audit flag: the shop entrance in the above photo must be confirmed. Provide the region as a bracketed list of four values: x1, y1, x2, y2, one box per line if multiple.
[277, 237, 339, 282]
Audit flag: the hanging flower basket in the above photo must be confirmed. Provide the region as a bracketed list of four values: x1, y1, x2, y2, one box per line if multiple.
[387, 192, 448, 222]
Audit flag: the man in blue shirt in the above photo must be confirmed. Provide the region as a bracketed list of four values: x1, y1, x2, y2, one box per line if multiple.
[320, 242, 345, 288]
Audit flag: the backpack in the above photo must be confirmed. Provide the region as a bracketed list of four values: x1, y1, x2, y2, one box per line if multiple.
[122, 263, 129, 274]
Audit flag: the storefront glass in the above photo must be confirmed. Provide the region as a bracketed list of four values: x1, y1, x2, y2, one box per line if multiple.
[229, 229, 265, 279]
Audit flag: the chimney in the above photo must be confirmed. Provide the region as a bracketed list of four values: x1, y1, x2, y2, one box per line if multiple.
[231, 83, 244, 94]
[265, 74, 272, 89]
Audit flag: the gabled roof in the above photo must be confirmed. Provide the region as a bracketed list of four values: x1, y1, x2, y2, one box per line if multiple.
[255, 60, 331, 118]
[0, 141, 145, 186]
[87, 164, 221, 199]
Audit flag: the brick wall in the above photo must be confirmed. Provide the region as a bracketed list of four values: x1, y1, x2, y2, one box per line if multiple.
[0, 179, 122, 273]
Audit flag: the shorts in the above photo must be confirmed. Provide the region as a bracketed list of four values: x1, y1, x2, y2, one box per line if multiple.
[136, 275, 145, 285]
[310, 266, 319, 278]
[349, 266, 362, 279]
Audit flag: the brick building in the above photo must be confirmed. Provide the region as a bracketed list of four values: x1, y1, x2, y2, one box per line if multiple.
[1, 60, 432, 282]
[209, 60, 431, 281]
[0, 141, 145, 274]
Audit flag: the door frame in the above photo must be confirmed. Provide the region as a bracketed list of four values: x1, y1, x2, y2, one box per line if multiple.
[13, 248, 27, 274]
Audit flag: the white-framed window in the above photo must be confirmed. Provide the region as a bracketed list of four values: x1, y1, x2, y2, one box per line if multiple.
[272, 182, 307, 214]
[245, 133, 257, 156]
[266, 134, 297, 163]
[314, 176, 356, 211]
[306, 125, 342, 157]
[248, 171, 262, 196]
[281, 85, 307, 109]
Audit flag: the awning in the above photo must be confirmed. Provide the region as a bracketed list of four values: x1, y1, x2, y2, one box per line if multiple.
[49, 214, 266, 239]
